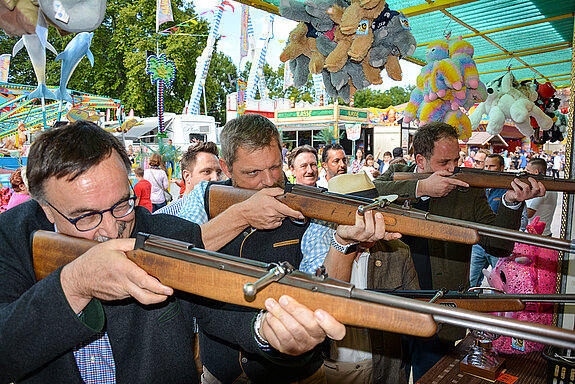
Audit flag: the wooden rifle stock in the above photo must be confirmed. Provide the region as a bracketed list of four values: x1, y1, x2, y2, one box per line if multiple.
[207, 184, 575, 253]
[393, 167, 575, 193]
[32, 231, 575, 349]
[208, 184, 481, 245]
[32, 230, 437, 338]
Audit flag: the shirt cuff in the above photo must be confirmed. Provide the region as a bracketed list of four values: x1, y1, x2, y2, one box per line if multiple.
[501, 193, 523, 210]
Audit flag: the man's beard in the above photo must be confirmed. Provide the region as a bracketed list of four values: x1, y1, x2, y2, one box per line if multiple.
[95, 221, 128, 242]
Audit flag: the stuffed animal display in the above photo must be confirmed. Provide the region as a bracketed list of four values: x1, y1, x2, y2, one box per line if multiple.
[485, 216, 558, 354]
[404, 37, 485, 140]
[530, 81, 566, 144]
[279, 0, 416, 103]
[469, 71, 554, 137]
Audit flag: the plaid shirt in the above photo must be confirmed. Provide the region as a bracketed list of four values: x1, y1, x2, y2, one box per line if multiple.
[73, 331, 116, 383]
[178, 181, 335, 274]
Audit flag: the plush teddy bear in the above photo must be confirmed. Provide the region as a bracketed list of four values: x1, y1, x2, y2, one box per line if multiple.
[280, 22, 326, 75]
[368, 7, 416, 81]
[279, 0, 340, 33]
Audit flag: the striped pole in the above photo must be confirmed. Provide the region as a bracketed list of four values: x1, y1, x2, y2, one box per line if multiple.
[246, 14, 273, 101]
[186, 1, 224, 115]
[312, 73, 327, 105]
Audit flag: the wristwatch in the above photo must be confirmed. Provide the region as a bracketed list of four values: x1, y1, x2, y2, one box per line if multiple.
[331, 232, 359, 254]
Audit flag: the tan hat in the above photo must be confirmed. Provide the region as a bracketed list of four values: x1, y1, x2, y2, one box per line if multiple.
[328, 172, 379, 199]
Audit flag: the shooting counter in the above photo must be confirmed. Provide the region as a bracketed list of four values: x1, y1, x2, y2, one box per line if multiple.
[418, 335, 566, 384]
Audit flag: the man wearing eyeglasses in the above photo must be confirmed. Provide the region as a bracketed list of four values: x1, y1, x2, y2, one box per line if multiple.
[0, 121, 345, 383]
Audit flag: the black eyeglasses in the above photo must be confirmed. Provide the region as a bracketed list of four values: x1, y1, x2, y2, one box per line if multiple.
[46, 193, 137, 232]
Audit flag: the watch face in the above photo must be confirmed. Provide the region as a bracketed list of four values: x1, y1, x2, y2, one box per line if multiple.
[345, 243, 359, 254]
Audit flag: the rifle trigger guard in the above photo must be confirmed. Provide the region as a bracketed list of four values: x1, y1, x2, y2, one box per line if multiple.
[243, 262, 294, 299]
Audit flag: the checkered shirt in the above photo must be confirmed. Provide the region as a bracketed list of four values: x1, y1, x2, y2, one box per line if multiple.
[73, 331, 116, 383]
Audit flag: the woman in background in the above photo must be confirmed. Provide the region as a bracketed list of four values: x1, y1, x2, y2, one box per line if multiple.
[144, 153, 169, 212]
[6, 167, 31, 210]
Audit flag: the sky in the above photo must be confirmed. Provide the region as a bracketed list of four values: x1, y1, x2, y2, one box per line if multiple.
[187, 0, 420, 92]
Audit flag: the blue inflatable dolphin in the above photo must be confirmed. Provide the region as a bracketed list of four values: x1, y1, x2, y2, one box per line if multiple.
[54, 32, 94, 103]
[12, 34, 58, 101]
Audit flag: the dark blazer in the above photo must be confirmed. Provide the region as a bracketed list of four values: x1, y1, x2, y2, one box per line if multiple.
[373, 163, 522, 291]
[0, 202, 265, 383]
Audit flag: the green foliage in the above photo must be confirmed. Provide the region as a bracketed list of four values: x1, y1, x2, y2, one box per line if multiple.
[0, 0, 238, 119]
[313, 127, 342, 145]
[353, 85, 414, 109]
[239, 62, 314, 103]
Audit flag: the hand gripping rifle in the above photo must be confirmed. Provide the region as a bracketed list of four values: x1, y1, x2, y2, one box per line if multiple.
[32, 231, 575, 349]
[372, 288, 575, 312]
[392, 167, 575, 193]
[207, 184, 575, 254]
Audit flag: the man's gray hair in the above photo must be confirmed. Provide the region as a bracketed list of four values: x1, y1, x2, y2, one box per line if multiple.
[220, 114, 281, 169]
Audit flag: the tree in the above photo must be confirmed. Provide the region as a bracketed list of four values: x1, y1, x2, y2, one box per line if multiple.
[0, 0, 240, 119]
[239, 62, 314, 104]
[353, 85, 414, 109]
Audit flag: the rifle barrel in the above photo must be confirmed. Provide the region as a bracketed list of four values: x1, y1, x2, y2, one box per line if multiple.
[392, 168, 575, 193]
[424, 212, 575, 253]
[374, 289, 575, 303]
[354, 289, 575, 349]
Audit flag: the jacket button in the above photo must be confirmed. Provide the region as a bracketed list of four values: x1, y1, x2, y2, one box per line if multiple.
[242, 231, 249, 237]
[241, 357, 248, 364]
[375, 260, 382, 267]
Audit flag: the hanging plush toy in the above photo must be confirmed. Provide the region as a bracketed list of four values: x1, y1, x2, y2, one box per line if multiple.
[404, 38, 484, 141]
[280, 0, 417, 103]
[470, 72, 553, 137]
[531, 81, 563, 145]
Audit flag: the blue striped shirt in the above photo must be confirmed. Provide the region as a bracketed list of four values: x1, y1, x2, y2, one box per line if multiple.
[154, 198, 185, 216]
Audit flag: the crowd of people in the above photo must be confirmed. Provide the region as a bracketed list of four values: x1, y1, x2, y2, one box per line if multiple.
[0, 115, 563, 384]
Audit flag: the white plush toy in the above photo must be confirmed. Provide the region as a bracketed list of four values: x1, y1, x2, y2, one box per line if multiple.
[470, 72, 553, 137]
[470, 74, 505, 135]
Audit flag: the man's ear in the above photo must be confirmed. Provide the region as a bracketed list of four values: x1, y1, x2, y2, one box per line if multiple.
[39, 204, 55, 224]
[219, 158, 233, 179]
[182, 169, 192, 186]
[415, 154, 427, 171]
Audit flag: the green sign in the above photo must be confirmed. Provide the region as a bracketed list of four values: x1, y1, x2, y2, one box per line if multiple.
[277, 108, 334, 119]
[339, 109, 368, 119]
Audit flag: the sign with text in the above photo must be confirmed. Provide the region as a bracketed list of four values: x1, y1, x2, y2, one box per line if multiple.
[346, 123, 362, 141]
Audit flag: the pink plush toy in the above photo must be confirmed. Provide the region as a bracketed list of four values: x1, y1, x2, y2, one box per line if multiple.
[448, 38, 479, 90]
[485, 216, 558, 354]
[416, 40, 450, 102]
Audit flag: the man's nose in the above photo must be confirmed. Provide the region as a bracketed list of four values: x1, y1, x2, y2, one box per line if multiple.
[261, 169, 275, 187]
[209, 173, 219, 181]
[95, 211, 119, 239]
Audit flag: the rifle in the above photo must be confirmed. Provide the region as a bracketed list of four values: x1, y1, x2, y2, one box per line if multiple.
[392, 167, 575, 193]
[372, 288, 575, 312]
[207, 184, 575, 254]
[32, 230, 575, 349]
